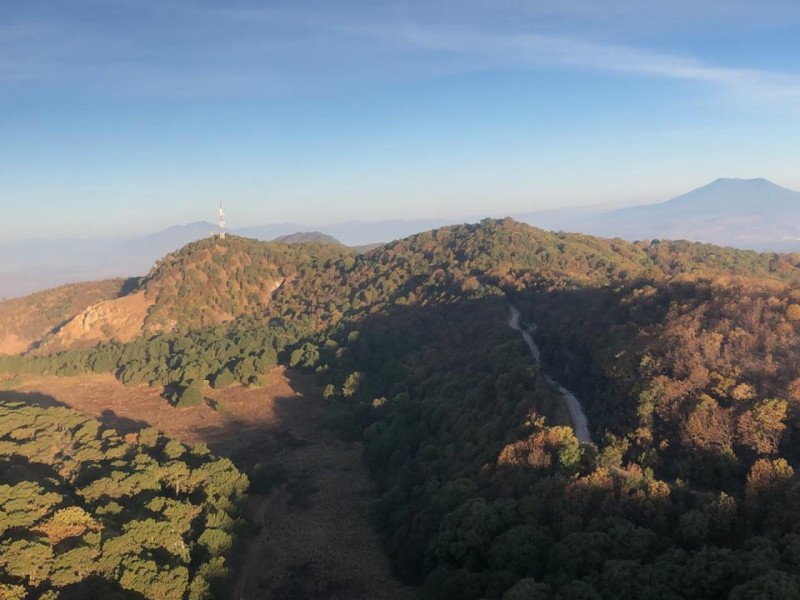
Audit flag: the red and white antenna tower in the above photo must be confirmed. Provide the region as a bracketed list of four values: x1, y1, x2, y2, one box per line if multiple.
[219, 201, 226, 239]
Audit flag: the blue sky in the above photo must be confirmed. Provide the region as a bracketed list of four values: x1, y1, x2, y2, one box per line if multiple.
[3, 0, 800, 239]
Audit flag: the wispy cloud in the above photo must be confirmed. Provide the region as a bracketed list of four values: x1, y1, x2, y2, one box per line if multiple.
[359, 24, 800, 108]
[2, 2, 800, 108]
[155, 3, 800, 108]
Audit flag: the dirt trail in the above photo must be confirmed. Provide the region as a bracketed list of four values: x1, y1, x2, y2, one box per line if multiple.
[508, 305, 592, 444]
[12, 369, 414, 600]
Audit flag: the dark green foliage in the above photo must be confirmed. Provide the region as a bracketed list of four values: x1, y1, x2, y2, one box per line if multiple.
[174, 380, 204, 408]
[6, 219, 800, 598]
[503, 578, 552, 600]
[0, 396, 247, 599]
[0, 320, 289, 391]
[297, 221, 800, 598]
[210, 368, 235, 389]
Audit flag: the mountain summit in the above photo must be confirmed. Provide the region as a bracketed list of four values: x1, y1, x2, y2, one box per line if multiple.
[667, 177, 800, 211]
[557, 177, 800, 250]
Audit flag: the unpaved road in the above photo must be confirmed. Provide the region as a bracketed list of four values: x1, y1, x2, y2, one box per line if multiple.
[509, 305, 592, 444]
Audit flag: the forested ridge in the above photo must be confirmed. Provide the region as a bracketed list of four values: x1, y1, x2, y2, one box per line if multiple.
[5, 218, 800, 598]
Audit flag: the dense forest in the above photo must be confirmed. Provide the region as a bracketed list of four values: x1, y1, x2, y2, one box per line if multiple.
[0, 394, 247, 599]
[5, 218, 800, 598]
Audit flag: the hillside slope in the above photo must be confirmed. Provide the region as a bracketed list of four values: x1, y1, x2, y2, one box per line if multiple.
[0, 278, 130, 354]
[8, 219, 800, 598]
[26, 237, 354, 352]
[8, 220, 800, 355]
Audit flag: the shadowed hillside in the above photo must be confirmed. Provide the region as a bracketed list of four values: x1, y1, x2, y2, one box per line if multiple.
[6, 219, 800, 598]
[8, 219, 800, 356]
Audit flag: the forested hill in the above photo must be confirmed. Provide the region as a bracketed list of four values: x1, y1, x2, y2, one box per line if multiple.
[134, 236, 351, 335]
[7, 219, 800, 598]
[19, 237, 355, 353]
[6, 218, 800, 356]
[271, 231, 343, 245]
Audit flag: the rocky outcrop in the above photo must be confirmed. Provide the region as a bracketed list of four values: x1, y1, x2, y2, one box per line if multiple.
[37, 291, 153, 352]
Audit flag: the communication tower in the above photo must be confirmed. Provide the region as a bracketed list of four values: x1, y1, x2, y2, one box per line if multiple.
[219, 202, 226, 239]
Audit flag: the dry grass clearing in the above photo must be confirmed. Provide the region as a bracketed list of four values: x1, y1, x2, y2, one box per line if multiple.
[9, 368, 415, 600]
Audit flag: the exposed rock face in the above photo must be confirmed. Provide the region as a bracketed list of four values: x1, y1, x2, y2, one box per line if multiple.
[37, 291, 153, 352]
[0, 278, 126, 354]
[271, 277, 286, 295]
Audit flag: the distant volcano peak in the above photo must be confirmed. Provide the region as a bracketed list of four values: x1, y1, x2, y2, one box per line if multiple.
[708, 176, 773, 187]
[665, 177, 799, 210]
[551, 176, 800, 252]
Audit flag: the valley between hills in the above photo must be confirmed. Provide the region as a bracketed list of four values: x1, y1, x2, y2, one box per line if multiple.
[5, 218, 800, 599]
[4, 368, 413, 600]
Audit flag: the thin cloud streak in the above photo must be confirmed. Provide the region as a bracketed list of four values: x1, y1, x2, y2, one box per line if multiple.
[378, 25, 800, 108]
[1, 4, 800, 108]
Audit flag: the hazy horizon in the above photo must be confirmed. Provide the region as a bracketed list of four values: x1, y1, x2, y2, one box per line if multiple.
[3, 1, 800, 240]
[2, 191, 666, 243]
[0, 175, 766, 243]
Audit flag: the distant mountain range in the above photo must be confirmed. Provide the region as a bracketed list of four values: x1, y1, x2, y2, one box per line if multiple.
[0, 218, 453, 298]
[520, 178, 800, 250]
[236, 218, 454, 247]
[3, 177, 799, 298]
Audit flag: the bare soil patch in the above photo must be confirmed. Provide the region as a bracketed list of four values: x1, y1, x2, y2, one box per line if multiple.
[11, 368, 414, 600]
[40, 290, 153, 353]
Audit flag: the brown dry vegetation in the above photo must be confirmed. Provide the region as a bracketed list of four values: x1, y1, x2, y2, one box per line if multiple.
[0, 278, 126, 353]
[36, 290, 153, 354]
[11, 367, 414, 600]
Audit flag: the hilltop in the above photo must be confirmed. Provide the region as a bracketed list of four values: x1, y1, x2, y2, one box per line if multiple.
[271, 231, 343, 245]
[5, 220, 800, 356]
[0, 218, 449, 298]
[0, 220, 793, 353]
[17, 236, 352, 353]
[5, 219, 800, 598]
[8, 177, 800, 299]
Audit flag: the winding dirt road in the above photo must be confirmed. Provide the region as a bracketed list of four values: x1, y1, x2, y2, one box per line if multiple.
[508, 305, 592, 444]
